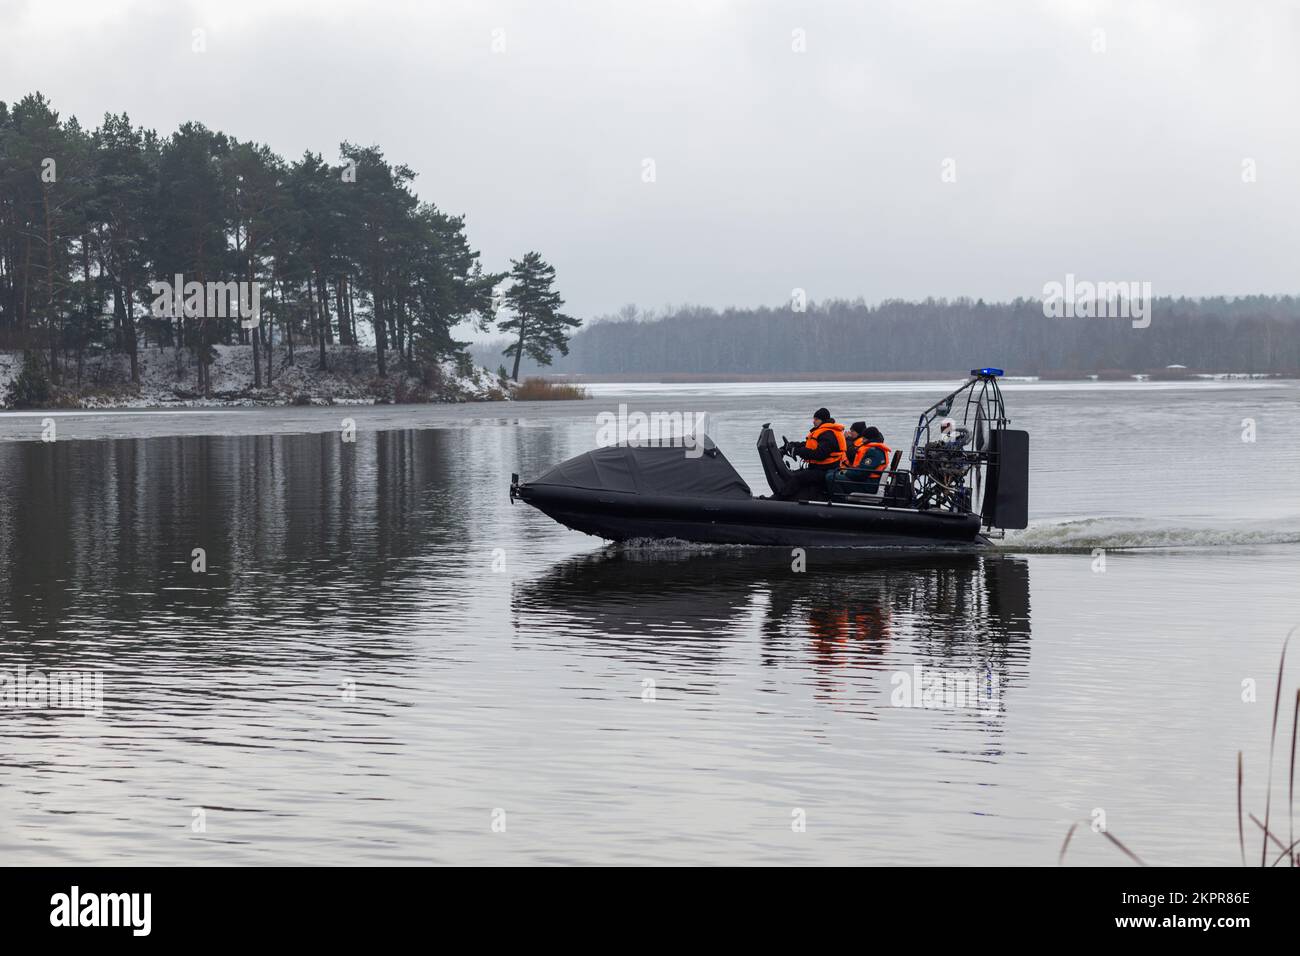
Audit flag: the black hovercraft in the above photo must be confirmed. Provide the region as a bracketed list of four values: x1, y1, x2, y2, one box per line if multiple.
[510, 369, 1029, 548]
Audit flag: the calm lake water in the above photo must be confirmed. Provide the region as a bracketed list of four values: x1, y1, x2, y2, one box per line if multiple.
[1, 379, 1298, 865]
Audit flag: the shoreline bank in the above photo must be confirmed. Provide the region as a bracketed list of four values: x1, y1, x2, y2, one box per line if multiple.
[0, 344, 507, 410]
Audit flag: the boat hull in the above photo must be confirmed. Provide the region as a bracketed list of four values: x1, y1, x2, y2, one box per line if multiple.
[518, 484, 985, 548]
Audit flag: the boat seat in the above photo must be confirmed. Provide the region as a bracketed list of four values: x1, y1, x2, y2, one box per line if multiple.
[846, 489, 886, 502]
[833, 449, 910, 504]
[756, 424, 793, 496]
[882, 451, 916, 508]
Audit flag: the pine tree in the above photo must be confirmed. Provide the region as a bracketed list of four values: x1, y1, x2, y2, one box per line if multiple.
[3, 349, 53, 408]
[498, 252, 579, 381]
[155, 122, 230, 395]
[91, 112, 156, 384]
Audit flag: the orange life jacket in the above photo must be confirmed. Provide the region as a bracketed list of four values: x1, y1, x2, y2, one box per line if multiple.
[803, 422, 847, 467]
[864, 442, 891, 477]
[845, 440, 891, 476]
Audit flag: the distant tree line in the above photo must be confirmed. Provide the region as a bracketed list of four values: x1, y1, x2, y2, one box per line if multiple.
[0, 92, 576, 397]
[485, 296, 1300, 376]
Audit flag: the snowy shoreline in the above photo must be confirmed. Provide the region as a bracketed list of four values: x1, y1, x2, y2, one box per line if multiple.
[0, 344, 507, 410]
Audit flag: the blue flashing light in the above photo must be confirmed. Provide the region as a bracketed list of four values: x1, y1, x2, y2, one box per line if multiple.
[971, 367, 1004, 377]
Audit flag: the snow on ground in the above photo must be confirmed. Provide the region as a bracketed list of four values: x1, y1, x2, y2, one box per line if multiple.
[0, 353, 18, 397]
[0, 345, 505, 409]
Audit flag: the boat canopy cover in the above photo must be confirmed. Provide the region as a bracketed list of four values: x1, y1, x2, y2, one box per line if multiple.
[531, 438, 752, 499]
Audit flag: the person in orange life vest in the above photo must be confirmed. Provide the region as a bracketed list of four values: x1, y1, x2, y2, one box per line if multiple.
[778, 407, 847, 499]
[833, 424, 891, 493]
[844, 422, 869, 465]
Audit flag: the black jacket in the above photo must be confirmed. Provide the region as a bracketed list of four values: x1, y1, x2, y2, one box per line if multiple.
[790, 423, 844, 470]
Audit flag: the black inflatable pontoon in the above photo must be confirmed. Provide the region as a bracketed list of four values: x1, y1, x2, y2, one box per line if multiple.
[510, 369, 1029, 549]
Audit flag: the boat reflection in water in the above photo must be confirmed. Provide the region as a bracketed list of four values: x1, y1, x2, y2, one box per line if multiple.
[512, 547, 1031, 720]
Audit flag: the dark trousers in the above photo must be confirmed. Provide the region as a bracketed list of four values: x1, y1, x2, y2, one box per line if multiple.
[779, 466, 834, 501]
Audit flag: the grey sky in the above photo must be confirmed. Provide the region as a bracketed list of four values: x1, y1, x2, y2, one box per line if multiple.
[4, 0, 1298, 328]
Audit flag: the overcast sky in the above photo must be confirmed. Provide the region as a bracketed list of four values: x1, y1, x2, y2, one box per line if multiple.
[3, 0, 1299, 326]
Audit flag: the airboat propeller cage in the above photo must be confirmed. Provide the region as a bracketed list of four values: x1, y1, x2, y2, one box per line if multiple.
[911, 368, 1029, 530]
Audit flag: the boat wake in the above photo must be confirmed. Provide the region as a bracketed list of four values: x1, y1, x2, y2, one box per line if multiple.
[611, 517, 1300, 556]
[613, 536, 979, 555]
[615, 537, 756, 555]
[998, 516, 1300, 553]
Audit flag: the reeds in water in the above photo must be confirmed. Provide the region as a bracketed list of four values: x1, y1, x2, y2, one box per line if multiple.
[1059, 628, 1298, 867]
[512, 377, 589, 401]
